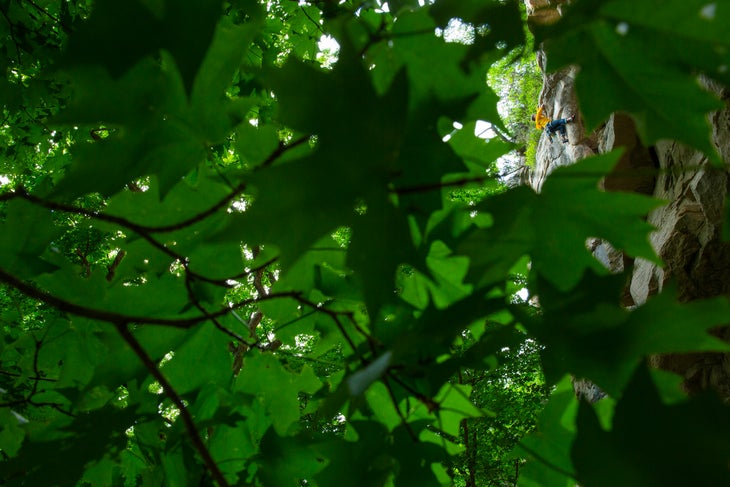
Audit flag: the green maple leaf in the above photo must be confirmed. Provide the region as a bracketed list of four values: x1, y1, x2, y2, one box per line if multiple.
[234, 351, 322, 435]
[524, 272, 730, 396]
[385, 9, 502, 117]
[266, 235, 347, 295]
[211, 37, 416, 317]
[540, 0, 726, 160]
[257, 428, 326, 486]
[62, 0, 222, 94]
[61, 1, 162, 78]
[1, 407, 137, 486]
[313, 421, 393, 487]
[162, 323, 233, 396]
[458, 185, 534, 289]
[534, 151, 662, 289]
[312, 420, 445, 487]
[383, 293, 504, 386]
[213, 35, 408, 256]
[429, 0, 525, 66]
[513, 376, 579, 487]
[101, 172, 244, 283]
[236, 122, 280, 167]
[572, 365, 730, 487]
[265, 35, 408, 154]
[208, 419, 261, 482]
[600, 0, 730, 87]
[0, 409, 25, 458]
[55, 18, 258, 199]
[81, 322, 190, 394]
[462, 151, 662, 291]
[102, 168, 232, 227]
[188, 18, 261, 143]
[0, 199, 62, 278]
[406, 239, 472, 309]
[348, 200, 416, 319]
[367, 9, 505, 220]
[215, 150, 356, 267]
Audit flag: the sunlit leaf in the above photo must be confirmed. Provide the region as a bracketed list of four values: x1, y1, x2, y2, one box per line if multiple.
[235, 351, 321, 435]
[464, 151, 662, 291]
[514, 375, 578, 487]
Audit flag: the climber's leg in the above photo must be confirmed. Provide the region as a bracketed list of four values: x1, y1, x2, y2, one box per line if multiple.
[546, 120, 561, 142]
[554, 121, 568, 143]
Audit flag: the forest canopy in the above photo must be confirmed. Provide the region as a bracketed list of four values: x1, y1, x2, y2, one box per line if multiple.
[0, 0, 729, 486]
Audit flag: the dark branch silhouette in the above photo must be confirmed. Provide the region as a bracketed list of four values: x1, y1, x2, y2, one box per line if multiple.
[116, 323, 231, 487]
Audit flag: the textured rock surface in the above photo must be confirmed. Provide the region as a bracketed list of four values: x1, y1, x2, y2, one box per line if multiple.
[630, 82, 730, 398]
[523, 0, 568, 27]
[527, 53, 594, 192]
[524, 1, 730, 399]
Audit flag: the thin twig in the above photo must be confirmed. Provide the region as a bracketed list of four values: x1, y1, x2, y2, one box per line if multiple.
[0, 369, 57, 382]
[290, 294, 360, 353]
[116, 323, 231, 487]
[21, 106, 53, 134]
[259, 135, 309, 169]
[26, 400, 76, 417]
[381, 375, 418, 441]
[0, 135, 310, 240]
[387, 371, 439, 412]
[4, 189, 239, 286]
[0, 265, 301, 329]
[392, 175, 497, 195]
[183, 273, 255, 349]
[299, 5, 325, 35]
[1, 336, 76, 417]
[23, 0, 70, 31]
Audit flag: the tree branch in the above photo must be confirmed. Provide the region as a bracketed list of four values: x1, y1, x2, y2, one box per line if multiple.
[0, 369, 56, 382]
[0, 336, 76, 418]
[0, 135, 310, 245]
[116, 323, 231, 487]
[183, 273, 255, 350]
[0, 265, 301, 329]
[391, 174, 497, 195]
[381, 375, 418, 442]
[22, 0, 71, 32]
[299, 4, 325, 35]
[3, 189, 241, 286]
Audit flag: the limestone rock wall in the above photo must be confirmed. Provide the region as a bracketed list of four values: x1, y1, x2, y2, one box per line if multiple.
[523, 1, 730, 399]
[523, 0, 569, 27]
[630, 82, 730, 398]
[528, 63, 596, 192]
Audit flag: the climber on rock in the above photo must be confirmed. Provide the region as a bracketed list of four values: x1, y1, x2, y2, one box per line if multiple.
[531, 104, 575, 143]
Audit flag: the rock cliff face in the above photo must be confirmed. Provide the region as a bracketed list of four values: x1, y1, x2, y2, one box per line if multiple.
[523, 0, 730, 399]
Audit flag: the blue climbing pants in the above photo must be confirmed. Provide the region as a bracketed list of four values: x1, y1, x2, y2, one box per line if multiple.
[546, 119, 568, 137]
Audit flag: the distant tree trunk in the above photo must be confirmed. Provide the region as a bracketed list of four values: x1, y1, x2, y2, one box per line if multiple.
[459, 370, 478, 487]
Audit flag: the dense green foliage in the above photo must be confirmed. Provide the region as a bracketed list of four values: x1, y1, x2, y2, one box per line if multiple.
[1, 0, 729, 486]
